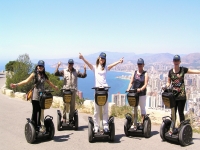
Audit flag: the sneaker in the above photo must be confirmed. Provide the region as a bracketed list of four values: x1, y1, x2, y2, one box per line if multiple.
[104, 125, 109, 132]
[94, 126, 99, 133]
[39, 125, 46, 133]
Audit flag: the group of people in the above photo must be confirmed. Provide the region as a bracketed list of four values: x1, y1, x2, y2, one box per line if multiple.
[10, 52, 200, 134]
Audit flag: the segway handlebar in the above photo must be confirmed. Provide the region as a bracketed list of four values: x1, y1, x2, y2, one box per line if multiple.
[60, 88, 75, 91]
[125, 89, 137, 93]
[38, 90, 54, 94]
[92, 86, 111, 90]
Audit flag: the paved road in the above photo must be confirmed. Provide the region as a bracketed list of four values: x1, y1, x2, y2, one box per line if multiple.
[0, 73, 200, 150]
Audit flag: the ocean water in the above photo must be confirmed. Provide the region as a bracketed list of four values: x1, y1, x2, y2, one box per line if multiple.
[0, 64, 131, 102]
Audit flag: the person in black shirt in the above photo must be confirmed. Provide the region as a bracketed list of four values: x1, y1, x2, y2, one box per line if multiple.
[164, 55, 200, 134]
[127, 58, 149, 130]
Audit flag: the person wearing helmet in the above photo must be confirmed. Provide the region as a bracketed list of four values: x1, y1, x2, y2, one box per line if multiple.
[10, 60, 59, 133]
[79, 52, 123, 133]
[164, 55, 200, 134]
[54, 59, 87, 123]
[126, 58, 149, 130]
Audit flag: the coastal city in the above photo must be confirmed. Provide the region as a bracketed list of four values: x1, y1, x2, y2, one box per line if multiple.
[112, 62, 200, 122]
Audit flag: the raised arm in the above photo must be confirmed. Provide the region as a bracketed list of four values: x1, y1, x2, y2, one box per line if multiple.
[54, 61, 64, 76]
[10, 73, 35, 88]
[107, 57, 123, 71]
[77, 64, 87, 78]
[79, 53, 93, 70]
[187, 69, 200, 74]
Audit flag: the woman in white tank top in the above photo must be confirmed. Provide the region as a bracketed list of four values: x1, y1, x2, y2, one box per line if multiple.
[79, 52, 123, 133]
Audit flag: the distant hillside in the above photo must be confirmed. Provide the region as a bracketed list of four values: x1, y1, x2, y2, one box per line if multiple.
[41, 52, 200, 66]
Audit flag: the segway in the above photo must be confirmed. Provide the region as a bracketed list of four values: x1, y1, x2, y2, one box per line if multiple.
[57, 88, 78, 131]
[25, 90, 55, 144]
[88, 86, 115, 142]
[160, 88, 193, 146]
[124, 89, 151, 138]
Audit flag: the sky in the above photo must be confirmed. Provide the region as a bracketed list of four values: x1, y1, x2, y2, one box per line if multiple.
[0, 0, 200, 61]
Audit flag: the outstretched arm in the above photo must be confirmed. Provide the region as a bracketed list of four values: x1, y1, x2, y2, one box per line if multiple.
[187, 69, 200, 74]
[46, 80, 59, 91]
[107, 57, 123, 71]
[10, 73, 35, 88]
[79, 53, 93, 70]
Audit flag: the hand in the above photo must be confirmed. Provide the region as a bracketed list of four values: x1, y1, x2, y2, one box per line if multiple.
[137, 88, 141, 93]
[54, 86, 59, 91]
[162, 85, 167, 90]
[57, 61, 61, 67]
[126, 89, 129, 92]
[83, 64, 86, 70]
[10, 83, 17, 89]
[119, 57, 124, 63]
[79, 53, 84, 60]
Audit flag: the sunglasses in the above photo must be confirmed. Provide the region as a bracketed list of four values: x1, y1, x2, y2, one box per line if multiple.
[173, 60, 180, 62]
[38, 65, 44, 67]
[137, 63, 143, 65]
[68, 63, 74, 65]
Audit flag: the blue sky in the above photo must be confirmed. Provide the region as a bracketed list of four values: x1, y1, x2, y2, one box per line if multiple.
[0, 0, 200, 61]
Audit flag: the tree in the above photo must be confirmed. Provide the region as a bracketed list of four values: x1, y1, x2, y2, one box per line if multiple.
[6, 54, 34, 93]
[5, 61, 17, 71]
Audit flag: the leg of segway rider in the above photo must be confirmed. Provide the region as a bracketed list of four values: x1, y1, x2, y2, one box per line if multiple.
[139, 95, 146, 128]
[132, 106, 138, 130]
[40, 109, 46, 133]
[94, 102, 100, 133]
[63, 103, 67, 122]
[103, 100, 109, 132]
[31, 101, 39, 127]
[69, 90, 76, 123]
[169, 107, 176, 135]
[177, 100, 186, 122]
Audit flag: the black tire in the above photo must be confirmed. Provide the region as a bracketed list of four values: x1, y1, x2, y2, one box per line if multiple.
[48, 121, 55, 140]
[160, 119, 171, 141]
[124, 119, 130, 137]
[45, 119, 55, 140]
[57, 113, 61, 131]
[88, 122, 93, 143]
[74, 114, 79, 130]
[24, 122, 36, 144]
[144, 118, 151, 138]
[179, 124, 193, 146]
[110, 123, 115, 141]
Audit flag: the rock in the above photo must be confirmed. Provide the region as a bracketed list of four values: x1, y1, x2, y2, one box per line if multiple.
[52, 96, 63, 108]
[14, 92, 26, 100]
[5, 89, 14, 97]
[1, 88, 7, 94]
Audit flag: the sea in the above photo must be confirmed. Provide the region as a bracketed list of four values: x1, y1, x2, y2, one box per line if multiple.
[0, 64, 131, 102]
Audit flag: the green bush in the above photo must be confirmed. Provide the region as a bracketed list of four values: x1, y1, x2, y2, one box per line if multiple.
[111, 105, 142, 122]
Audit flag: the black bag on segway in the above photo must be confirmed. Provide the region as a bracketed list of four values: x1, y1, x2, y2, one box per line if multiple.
[62, 90, 72, 103]
[95, 89, 108, 106]
[39, 92, 53, 109]
[162, 90, 175, 108]
[127, 92, 139, 107]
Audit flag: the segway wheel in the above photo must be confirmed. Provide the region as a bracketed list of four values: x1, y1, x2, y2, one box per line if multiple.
[45, 119, 55, 140]
[74, 114, 79, 130]
[88, 122, 93, 143]
[160, 119, 171, 141]
[124, 119, 130, 137]
[25, 122, 36, 144]
[144, 118, 151, 138]
[179, 124, 193, 146]
[57, 113, 61, 131]
[110, 123, 115, 141]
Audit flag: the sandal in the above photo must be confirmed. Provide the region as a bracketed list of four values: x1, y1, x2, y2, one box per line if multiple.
[131, 125, 137, 131]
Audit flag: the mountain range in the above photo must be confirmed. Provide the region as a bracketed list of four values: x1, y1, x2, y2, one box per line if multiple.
[41, 52, 200, 68]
